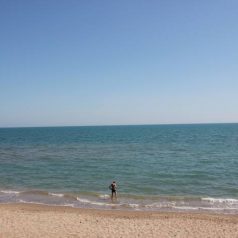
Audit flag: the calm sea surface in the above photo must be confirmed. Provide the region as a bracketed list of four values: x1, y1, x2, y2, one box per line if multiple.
[0, 124, 238, 213]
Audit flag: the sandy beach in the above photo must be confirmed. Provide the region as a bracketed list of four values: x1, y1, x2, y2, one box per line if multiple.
[0, 204, 237, 238]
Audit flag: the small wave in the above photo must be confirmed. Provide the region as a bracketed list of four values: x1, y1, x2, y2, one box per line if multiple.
[119, 203, 141, 210]
[202, 197, 238, 204]
[175, 207, 238, 211]
[18, 199, 46, 205]
[48, 193, 64, 197]
[76, 197, 91, 203]
[1, 190, 21, 194]
[126, 203, 140, 208]
[98, 194, 110, 199]
[145, 202, 176, 208]
[18, 199, 74, 207]
[76, 197, 119, 207]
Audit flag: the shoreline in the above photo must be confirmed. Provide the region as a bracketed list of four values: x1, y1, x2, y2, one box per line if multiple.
[1, 203, 238, 237]
[1, 189, 238, 214]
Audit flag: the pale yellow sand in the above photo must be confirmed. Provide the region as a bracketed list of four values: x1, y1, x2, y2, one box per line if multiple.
[0, 204, 238, 238]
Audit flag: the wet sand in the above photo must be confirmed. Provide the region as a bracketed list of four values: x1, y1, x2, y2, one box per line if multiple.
[0, 203, 237, 238]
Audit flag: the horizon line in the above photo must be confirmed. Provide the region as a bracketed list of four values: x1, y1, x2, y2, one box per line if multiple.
[0, 122, 238, 129]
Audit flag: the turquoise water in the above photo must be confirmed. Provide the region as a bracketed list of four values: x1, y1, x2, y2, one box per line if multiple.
[0, 124, 238, 213]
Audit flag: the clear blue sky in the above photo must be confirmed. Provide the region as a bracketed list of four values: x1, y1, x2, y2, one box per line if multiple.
[1, 0, 238, 127]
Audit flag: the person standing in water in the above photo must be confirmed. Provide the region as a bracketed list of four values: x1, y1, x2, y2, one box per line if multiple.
[109, 181, 117, 199]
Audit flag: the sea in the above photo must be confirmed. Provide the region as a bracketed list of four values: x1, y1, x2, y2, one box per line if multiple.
[0, 124, 238, 214]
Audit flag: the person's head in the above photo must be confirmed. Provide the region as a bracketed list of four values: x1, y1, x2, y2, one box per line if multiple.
[113, 181, 116, 183]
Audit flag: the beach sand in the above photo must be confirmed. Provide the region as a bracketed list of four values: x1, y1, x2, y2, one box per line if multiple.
[0, 204, 237, 238]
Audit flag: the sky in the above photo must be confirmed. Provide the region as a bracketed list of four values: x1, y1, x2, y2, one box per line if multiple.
[0, 0, 238, 127]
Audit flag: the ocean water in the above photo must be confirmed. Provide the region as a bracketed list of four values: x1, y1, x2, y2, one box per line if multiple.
[0, 124, 238, 213]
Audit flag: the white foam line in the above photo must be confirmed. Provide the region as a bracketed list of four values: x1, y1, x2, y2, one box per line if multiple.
[174, 206, 200, 210]
[18, 200, 74, 207]
[127, 203, 140, 208]
[76, 197, 119, 207]
[19, 200, 47, 205]
[98, 194, 110, 199]
[48, 193, 64, 197]
[202, 197, 238, 204]
[174, 206, 238, 211]
[1, 190, 21, 194]
[145, 202, 176, 208]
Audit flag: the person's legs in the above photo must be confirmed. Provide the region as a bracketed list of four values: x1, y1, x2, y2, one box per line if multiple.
[111, 190, 117, 199]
